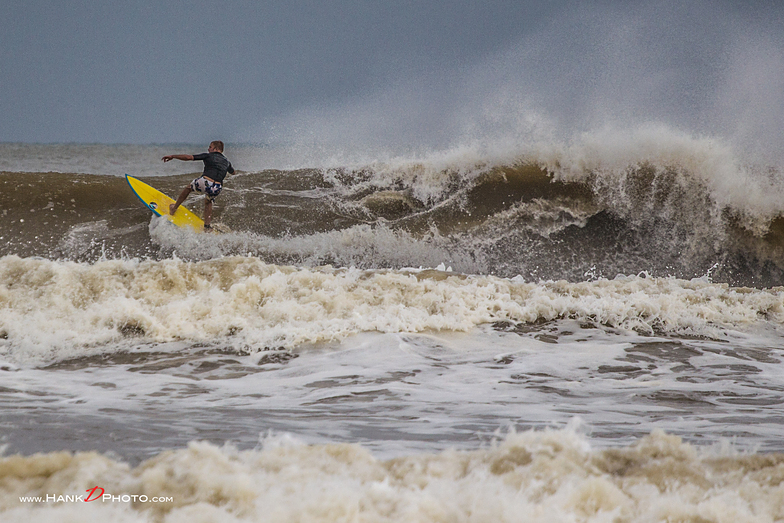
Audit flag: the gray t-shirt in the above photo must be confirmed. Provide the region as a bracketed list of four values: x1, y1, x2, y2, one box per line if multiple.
[192, 152, 235, 183]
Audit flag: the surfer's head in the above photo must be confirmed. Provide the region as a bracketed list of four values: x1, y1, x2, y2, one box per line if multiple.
[209, 141, 225, 153]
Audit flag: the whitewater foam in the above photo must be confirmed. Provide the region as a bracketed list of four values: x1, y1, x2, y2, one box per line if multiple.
[1, 428, 782, 522]
[1, 254, 783, 364]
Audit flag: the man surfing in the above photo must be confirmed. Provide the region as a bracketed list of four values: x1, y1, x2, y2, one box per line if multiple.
[162, 141, 235, 230]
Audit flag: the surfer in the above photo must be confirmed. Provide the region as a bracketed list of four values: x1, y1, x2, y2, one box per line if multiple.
[162, 141, 235, 230]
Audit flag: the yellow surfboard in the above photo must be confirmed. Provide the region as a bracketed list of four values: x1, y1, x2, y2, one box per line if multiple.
[126, 174, 205, 232]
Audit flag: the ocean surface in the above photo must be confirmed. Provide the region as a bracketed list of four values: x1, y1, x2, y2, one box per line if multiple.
[2, 138, 784, 521]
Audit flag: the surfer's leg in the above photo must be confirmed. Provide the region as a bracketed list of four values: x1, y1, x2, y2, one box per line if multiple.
[170, 186, 192, 215]
[204, 199, 213, 228]
[202, 180, 220, 229]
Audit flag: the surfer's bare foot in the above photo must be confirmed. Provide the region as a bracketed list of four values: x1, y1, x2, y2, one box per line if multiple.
[169, 204, 177, 215]
[204, 224, 212, 231]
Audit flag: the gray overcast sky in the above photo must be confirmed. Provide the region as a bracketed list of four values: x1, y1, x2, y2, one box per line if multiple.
[2, 0, 784, 154]
[1, 0, 561, 143]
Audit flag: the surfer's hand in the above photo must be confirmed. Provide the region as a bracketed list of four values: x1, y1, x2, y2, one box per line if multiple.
[162, 155, 172, 162]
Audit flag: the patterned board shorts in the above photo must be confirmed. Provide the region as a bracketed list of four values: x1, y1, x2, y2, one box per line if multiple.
[190, 176, 222, 202]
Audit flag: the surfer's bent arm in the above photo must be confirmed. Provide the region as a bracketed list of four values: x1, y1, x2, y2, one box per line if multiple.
[161, 154, 195, 162]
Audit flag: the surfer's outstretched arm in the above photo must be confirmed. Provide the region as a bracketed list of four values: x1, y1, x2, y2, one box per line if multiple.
[162, 154, 195, 162]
